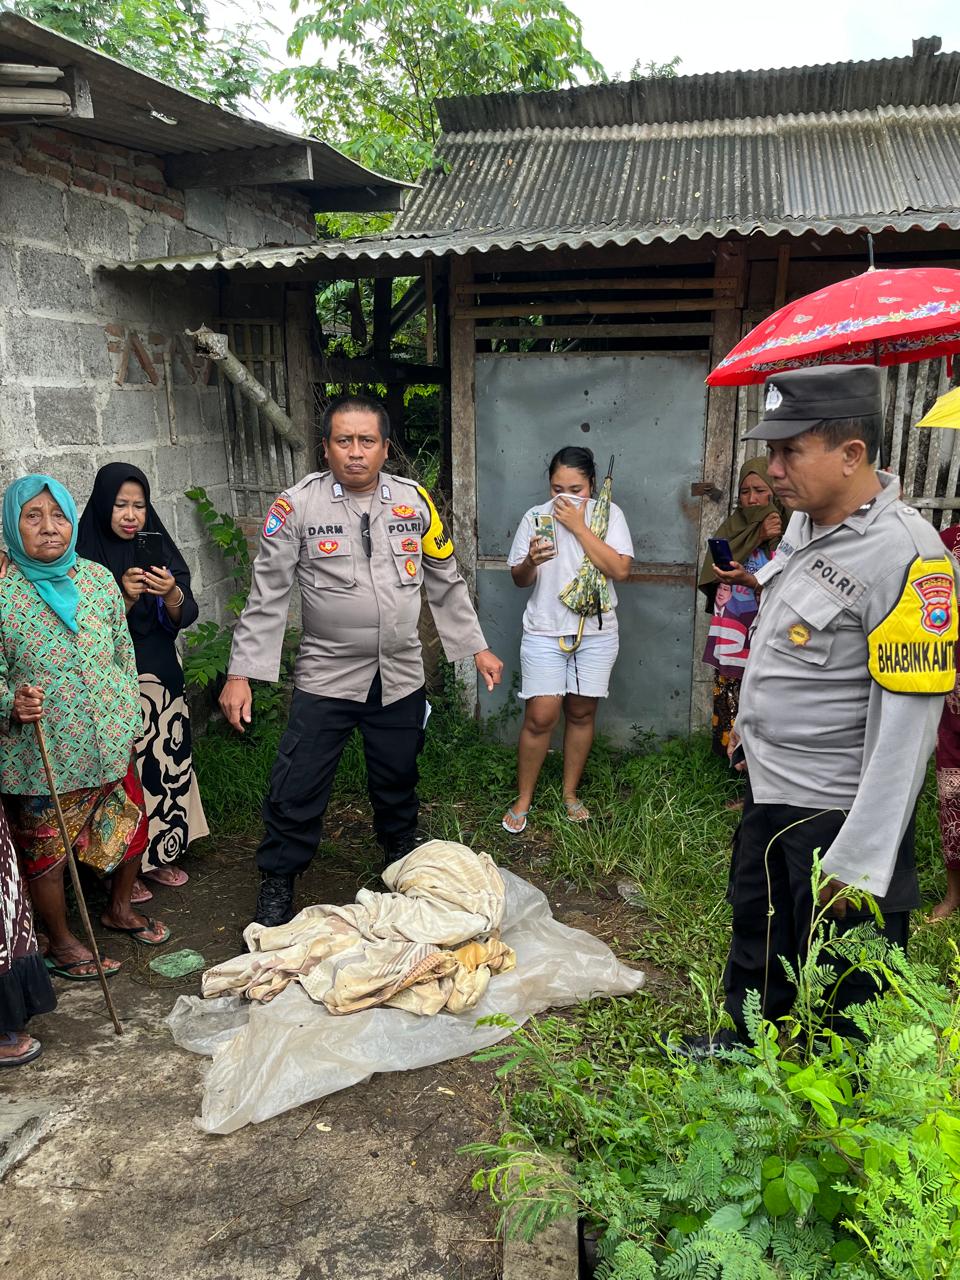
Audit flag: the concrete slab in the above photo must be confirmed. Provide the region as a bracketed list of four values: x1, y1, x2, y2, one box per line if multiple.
[0, 1097, 59, 1181]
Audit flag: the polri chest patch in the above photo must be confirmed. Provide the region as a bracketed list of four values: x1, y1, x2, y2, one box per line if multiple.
[802, 553, 865, 608]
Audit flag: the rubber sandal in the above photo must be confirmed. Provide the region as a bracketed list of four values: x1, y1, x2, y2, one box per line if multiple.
[0, 1032, 42, 1069]
[45, 954, 121, 981]
[131, 878, 154, 904]
[142, 867, 189, 887]
[563, 798, 590, 823]
[501, 806, 529, 835]
[100, 916, 171, 947]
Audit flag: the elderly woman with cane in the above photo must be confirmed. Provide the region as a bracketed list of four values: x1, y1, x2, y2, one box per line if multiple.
[0, 476, 170, 982]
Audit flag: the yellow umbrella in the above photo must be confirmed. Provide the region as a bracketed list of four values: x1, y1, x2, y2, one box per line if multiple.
[916, 385, 960, 429]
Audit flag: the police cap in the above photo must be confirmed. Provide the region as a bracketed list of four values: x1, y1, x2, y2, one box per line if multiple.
[742, 364, 883, 441]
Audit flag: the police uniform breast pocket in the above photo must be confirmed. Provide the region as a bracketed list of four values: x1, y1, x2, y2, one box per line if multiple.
[389, 534, 423, 586]
[768, 578, 845, 666]
[308, 537, 355, 587]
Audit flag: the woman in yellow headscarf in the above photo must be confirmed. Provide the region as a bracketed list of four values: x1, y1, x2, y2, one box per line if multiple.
[698, 457, 785, 775]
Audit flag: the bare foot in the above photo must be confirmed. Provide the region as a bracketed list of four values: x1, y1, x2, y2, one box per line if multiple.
[501, 801, 530, 834]
[142, 866, 188, 887]
[926, 897, 960, 923]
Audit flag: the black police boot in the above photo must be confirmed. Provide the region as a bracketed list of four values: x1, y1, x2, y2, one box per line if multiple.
[252, 871, 296, 928]
[380, 830, 424, 871]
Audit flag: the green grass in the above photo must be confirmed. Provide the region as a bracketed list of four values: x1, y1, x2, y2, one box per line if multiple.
[193, 673, 960, 1039]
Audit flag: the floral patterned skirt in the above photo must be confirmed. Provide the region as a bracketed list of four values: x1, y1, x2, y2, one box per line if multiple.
[7, 757, 147, 881]
[137, 673, 208, 873]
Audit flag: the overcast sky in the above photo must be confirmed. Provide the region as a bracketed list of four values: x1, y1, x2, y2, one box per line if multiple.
[209, 0, 960, 131]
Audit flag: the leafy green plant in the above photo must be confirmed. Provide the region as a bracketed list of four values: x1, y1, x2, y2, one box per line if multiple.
[272, 0, 605, 182]
[467, 904, 960, 1280]
[181, 487, 296, 735]
[13, 0, 273, 108]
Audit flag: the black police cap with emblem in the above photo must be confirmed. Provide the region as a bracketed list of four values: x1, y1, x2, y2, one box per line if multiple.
[742, 365, 883, 441]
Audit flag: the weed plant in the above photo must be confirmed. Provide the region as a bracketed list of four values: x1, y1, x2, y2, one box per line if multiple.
[468, 912, 960, 1279]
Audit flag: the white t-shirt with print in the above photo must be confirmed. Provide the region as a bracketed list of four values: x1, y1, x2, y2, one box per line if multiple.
[507, 499, 634, 636]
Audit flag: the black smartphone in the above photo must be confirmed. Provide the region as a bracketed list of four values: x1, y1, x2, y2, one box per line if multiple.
[134, 530, 164, 570]
[708, 536, 735, 571]
[730, 743, 746, 769]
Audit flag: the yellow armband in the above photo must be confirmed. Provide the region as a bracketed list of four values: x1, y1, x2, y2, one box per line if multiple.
[867, 555, 957, 693]
[415, 484, 454, 560]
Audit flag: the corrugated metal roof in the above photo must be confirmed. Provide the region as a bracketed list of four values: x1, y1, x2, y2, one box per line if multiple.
[0, 13, 409, 198]
[437, 49, 960, 131]
[100, 206, 960, 277]
[390, 103, 960, 240]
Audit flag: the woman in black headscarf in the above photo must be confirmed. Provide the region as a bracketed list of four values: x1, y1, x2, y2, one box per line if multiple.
[76, 464, 208, 894]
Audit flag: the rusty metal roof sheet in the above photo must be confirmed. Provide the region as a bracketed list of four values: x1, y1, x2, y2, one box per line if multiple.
[0, 13, 409, 199]
[436, 49, 960, 132]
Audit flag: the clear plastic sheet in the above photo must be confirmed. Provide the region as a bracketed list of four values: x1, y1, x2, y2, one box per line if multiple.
[167, 869, 645, 1134]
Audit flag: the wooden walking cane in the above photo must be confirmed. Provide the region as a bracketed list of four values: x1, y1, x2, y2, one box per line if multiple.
[33, 720, 123, 1036]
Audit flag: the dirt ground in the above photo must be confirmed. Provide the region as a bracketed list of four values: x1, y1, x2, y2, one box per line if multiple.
[0, 812, 641, 1280]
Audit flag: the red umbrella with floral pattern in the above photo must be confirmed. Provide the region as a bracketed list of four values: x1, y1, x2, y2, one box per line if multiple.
[708, 267, 960, 386]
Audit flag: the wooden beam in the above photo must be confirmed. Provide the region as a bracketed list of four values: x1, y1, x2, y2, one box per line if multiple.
[774, 244, 791, 309]
[691, 240, 747, 730]
[284, 286, 316, 470]
[308, 188, 405, 213]
[373, 278, 392, 361]
[317, 355, 448, 386]
[456, 276, 736, 297]
[453, 297, 736, 320]
[424, 259, 435, 365]
[166, 144, 314, 189]
[448, 254, 479, 712]
[474, 322, 714, 340]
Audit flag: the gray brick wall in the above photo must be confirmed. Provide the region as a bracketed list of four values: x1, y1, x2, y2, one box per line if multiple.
[0, 123, 314, 626]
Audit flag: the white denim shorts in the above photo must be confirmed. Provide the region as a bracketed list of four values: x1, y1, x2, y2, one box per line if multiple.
[519, 629, 620, 700]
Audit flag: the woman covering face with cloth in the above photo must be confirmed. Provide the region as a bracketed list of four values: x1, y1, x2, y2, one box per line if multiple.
[502, 446, 634, 834]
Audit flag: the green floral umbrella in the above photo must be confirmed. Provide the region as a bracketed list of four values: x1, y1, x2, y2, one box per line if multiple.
[558, 455, 615, 654]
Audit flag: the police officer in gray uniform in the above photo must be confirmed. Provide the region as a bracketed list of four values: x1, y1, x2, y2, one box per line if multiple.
[220, 395, 503, 927]
[684, 365, 958, 1055]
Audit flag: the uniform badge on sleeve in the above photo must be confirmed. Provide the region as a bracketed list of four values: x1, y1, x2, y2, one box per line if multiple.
[913, 571, 954, 635]
[404, 558, 418, 577]
[392, 505, 415, 518]
[868, 554, 959, 694]
[263, 496, 292, 538]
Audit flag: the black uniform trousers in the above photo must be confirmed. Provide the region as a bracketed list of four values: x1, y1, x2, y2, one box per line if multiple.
[724, 780, 915, 1041]
[256, 672, 426, 876]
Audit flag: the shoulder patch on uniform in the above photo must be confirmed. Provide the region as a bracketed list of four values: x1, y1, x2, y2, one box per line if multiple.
[415, 484, 454, 560]
[263, 495, 293, 538]
[867, 554, 958, 694]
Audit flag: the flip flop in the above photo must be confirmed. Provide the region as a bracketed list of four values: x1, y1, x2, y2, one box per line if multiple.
[101, 916, 171, 947]
[563, 798, 591, 823]
[142, 867, 189, 887]
[131, 879, 154, 904]
[501, 806, 529, 834]
[45, 954, 121, 981]
[0, 1032, 42, 1069]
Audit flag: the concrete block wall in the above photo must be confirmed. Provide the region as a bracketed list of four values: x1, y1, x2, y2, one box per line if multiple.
[0, 123, 314, 623]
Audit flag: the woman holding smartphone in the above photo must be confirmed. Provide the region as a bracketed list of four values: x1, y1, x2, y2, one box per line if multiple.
[502, 446, 633, 834]
[697, 456, 784, 771]
[76, 464, 207, 895]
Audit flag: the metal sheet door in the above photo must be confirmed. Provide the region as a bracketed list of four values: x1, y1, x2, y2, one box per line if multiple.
[474, 352, 708, 743]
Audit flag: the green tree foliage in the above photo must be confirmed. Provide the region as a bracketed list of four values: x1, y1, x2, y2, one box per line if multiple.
[11, 0, 272, 109]
[273, 0, 606, 181]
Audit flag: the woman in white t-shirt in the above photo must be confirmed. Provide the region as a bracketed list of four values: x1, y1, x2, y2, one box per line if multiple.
[502, 447, 634, 834]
